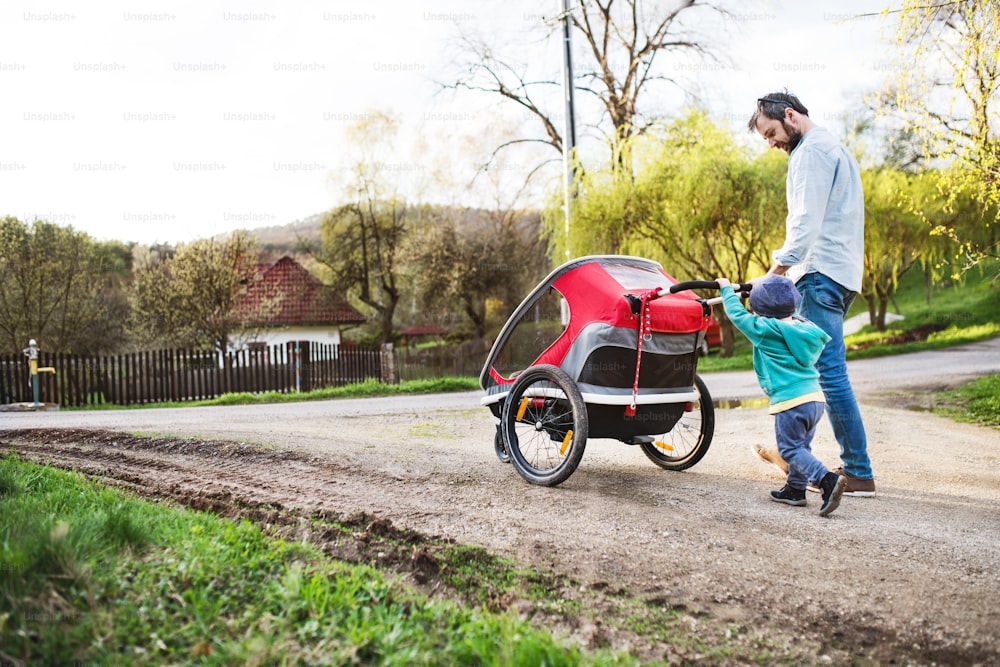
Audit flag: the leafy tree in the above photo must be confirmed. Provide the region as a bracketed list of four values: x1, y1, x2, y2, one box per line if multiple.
[860, 169, 943, 329]
[904, 172, 998, 295]
[843, 114, 987, 326]
[0, 217, 130, 355]
[128, 231, 260, 355]
[407, 206, 547, 341]
[84, 239, 133, 352]
[876, 0, 1000, 270]
[312, 111, 408, 345]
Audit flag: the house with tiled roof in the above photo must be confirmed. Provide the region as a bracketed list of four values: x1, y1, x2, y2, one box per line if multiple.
[235, 256, 365, 350]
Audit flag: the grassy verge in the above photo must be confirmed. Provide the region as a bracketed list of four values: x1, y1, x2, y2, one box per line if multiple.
[933, 374, 1000, 428]
[202, 377, 480, 407]
[0, 452, 639, 666]
[837, 259, 999, 360]
[0, 451, 783, 664]
[72, 376, 481, 411]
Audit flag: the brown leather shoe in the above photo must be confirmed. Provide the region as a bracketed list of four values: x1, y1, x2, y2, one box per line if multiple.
[832, 467, 876, 497]
[751, 444, 788, 475]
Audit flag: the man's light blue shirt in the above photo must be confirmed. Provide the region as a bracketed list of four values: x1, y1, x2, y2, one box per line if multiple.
[773, 126, 865, 293]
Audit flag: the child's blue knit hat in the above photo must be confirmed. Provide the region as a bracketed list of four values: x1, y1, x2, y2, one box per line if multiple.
[749, 274, 801, 318]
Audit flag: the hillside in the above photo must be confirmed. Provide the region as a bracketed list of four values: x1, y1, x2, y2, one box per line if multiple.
[246, 213, 324, 259]
[237, 205, 544, 261]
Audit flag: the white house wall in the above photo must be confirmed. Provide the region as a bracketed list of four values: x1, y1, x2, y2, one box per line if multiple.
[235, 326, 342, 353]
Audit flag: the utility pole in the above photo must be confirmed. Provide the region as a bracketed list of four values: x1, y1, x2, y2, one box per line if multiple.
[560, 0, 577, 261]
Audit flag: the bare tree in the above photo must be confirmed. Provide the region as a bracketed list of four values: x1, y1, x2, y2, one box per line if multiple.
[395, 117, 552, 341]
[315, 200, 407, 346]
[444, 0, 725, 173]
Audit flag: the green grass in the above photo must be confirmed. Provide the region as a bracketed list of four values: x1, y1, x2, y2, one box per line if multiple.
[0, 451, 793, 664]
[0, 452, 641, 666]
[70, 376, 481, 411]
[934, 374, 1000, 428]
[202, 376, 480, 406]
[695, 347, 754, 372]
[840, 261, 1000, 360]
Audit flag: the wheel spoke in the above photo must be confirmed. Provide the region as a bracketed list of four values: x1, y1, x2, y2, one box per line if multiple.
[501, 365, 588, 486]
[637, 376, 714, 471]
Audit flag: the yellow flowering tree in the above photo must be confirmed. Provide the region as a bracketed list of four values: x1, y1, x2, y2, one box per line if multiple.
[876, 0, 999, 273]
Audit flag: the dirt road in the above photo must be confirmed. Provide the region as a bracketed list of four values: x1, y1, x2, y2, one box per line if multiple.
[3, 339, 1000, 665]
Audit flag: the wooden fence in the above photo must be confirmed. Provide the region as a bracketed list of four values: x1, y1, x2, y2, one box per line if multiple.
[395, 339, 489, 380]
[0, 342, 384, 407]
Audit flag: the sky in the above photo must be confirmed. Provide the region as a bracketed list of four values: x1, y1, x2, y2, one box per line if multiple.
[0, 0, 899, 246]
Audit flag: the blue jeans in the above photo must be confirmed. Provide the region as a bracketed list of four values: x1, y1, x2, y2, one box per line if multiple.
[775, 401, 828, 490]
[794, 272, 873, 480]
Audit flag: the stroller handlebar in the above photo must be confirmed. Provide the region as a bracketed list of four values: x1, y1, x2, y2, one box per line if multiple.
[624, 280, 751, 314]
[663, 280, 753, 296]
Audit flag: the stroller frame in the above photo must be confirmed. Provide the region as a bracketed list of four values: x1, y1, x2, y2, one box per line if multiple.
[480, 255, 726, 486]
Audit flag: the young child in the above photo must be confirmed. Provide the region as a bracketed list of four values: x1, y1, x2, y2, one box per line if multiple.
[717, 275, 847, 517]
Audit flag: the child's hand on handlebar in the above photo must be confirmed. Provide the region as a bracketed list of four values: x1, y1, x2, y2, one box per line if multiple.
[715, 278, 731, 288]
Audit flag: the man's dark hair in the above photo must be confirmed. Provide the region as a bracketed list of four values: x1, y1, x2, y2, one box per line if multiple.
[747, 90, 809, 133]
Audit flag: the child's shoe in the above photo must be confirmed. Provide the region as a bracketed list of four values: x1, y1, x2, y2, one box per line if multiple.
[770, 485, 806, 506]
[818, 472, 847, 517]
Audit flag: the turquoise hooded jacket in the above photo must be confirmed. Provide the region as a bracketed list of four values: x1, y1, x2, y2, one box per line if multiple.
[719, 286, 831, 407]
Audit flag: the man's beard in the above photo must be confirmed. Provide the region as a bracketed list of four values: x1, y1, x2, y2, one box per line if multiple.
[781, 120, 803, 154]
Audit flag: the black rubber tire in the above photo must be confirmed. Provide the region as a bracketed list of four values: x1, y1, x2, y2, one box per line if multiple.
[638, 374, 715, 471]
[494, 425, 510, 463]
[501, 364, 588, 486]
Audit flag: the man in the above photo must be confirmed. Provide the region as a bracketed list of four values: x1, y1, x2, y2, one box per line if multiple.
[746, 91, 876, 497]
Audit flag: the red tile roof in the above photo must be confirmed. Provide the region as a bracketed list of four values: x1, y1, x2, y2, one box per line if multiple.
[237, 256, 365, 326]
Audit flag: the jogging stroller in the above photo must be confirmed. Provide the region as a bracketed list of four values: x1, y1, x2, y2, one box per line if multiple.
[480, 255, 741, 487]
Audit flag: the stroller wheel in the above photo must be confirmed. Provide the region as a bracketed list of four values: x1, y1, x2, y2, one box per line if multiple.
[501, 364, 588, 487]
[494, 426, 510, 463]
[639, 374, 715, 471]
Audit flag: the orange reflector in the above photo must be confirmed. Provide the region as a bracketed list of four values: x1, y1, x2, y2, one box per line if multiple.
[655, 440, 674, 452]
[516, 397, 529, 421]
[559, 430, 573, 455]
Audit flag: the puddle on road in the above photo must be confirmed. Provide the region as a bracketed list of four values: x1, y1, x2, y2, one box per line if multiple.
[712, 397, 771, 410]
